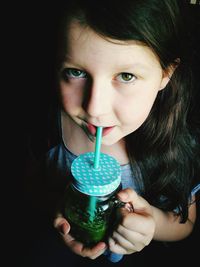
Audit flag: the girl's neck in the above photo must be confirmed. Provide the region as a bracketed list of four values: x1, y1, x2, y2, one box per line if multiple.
[61, 111, 129, 165]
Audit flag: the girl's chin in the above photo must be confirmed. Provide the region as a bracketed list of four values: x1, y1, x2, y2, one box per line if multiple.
[101, 135, 121, 147]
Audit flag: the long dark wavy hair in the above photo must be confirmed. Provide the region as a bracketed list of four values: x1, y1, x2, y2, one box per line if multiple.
[54, 0, 200, 222]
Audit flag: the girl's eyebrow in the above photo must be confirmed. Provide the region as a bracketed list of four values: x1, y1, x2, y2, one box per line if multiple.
[115, 63, 150, 71]
[63, 60, 150, 71]
[63, 55, 152, 73]
[62, 57, 83, 68]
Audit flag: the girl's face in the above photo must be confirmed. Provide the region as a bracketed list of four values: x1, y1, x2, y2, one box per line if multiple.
[59, 22, 170, 146]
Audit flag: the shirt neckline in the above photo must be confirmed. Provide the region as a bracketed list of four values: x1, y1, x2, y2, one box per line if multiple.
[60, 140, 131, 170]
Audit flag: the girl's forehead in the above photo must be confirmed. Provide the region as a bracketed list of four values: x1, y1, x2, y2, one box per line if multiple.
[65, 21, 161, 70]
[67, 20, 140, 46]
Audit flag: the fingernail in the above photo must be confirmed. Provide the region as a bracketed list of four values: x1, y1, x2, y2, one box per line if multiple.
[58, 223, 68, 235]
[99, 242, 107, 250]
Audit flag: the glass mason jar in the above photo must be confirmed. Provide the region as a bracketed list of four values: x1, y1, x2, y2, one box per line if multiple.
[63, 152, 123, 246]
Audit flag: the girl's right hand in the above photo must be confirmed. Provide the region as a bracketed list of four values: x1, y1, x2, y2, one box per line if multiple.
[54, 214, 107, 259]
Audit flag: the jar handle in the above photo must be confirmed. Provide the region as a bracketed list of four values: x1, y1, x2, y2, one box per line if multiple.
[112, 196, 134, 212]
[112, 196, 126, 208]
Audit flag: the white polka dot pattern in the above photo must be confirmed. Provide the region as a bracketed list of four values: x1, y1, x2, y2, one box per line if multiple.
[71, 152, 121, 196]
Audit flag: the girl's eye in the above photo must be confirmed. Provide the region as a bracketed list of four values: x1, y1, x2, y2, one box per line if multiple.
[61, 68, 87, 80]
[116, 72, 137, 83]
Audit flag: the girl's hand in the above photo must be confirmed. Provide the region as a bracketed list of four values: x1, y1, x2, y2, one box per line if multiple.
[54, 215, 107, 259]
[108, 188, 155, 254]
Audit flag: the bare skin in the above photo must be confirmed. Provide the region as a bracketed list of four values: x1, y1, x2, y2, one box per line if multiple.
[54, 188, 196, 259]
[53, 21, 197, 259]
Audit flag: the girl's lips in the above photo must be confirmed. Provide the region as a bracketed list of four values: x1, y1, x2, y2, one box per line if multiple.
[87, 123, 97, 136]
[87, 123, 114, 136]
[102, 126, 114, 136]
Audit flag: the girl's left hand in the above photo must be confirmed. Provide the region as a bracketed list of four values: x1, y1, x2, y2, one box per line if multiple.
[108, 188, 155, 254]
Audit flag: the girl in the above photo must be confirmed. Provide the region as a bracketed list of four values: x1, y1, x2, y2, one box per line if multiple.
[25, 0, 200, 263]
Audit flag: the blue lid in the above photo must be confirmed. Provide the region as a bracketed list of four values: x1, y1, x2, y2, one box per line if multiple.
[71, 152, 121, 196]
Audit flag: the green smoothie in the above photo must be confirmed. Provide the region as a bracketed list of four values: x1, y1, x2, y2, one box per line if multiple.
[63, 152, 121, 246]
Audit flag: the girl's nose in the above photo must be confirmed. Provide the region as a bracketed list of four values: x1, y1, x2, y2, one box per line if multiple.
[82, 80, 111, 118]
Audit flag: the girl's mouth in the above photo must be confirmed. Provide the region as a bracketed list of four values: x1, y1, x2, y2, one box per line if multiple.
[87, 123, 114, 137]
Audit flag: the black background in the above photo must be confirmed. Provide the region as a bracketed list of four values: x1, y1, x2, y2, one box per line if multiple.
[5, 1, 200, 266]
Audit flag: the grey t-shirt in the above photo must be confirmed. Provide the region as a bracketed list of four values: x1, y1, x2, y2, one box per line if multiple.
[46, 141, 200, 198]
[46, 142, 141, 192]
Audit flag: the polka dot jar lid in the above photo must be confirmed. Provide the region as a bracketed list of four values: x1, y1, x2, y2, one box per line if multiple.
[71, 152, 121, 196]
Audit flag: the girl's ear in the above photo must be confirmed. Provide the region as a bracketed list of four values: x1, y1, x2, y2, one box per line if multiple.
[159, 58, 180, 91]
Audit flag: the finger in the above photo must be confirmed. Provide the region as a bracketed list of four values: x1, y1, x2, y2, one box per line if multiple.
[59, 229, 106, 258]
[55, 224, 107, 258]
[89, 247, 107, 260]
[116, 224, 152, 247]
[78, 241, 107, 258]
[119, 209, 155, 236]
[54, 214, 66, 227]
[108, 237, 136, 255]
[54, 212, 63, 218]
[65, 239, 107, 258]
[117, 188, 152, 214]
[53, 216, 107, 258]
[54, 217, 71, 235]
[111, 230, 135, 252]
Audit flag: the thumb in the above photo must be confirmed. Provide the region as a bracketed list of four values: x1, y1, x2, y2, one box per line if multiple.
[54, 215, 71, 235]
[117, 188, 152, 215]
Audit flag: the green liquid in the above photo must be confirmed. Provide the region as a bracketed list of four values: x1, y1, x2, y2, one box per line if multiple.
[64, 185, 120, 246]
[68, 217, 107, 245]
